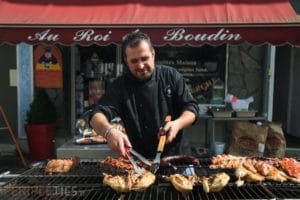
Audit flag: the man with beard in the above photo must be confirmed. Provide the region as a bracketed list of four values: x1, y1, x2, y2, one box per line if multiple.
[90, 31, 199, 158]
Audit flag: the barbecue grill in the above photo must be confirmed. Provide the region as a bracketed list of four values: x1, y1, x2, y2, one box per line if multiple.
[0, 158, 300, 200]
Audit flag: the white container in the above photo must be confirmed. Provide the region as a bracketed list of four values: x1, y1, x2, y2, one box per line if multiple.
[231, 101, 249, 111]
[214, 141, 225, 155]
[179, 164, 195, 176]
[235, 110, 256, 117]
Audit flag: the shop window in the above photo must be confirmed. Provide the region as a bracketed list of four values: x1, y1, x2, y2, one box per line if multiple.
[155, 44, 227, 106]
[75, 44, 119, 117]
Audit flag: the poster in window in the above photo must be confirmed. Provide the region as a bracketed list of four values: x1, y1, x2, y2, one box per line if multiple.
[156, 45, 226, 105]
[34, 45, 63, 88]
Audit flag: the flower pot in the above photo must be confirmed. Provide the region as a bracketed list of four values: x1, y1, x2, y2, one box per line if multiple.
[25, 123, 55, 161]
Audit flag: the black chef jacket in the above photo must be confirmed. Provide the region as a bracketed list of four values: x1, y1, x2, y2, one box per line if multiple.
[91, 65, 199, 158]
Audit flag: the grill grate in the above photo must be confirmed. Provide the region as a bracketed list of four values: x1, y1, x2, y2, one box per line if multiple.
[263, 182, 300, 200]
[0, 184, 277, 200]
[1, 159, 300, 199]
[23, 161, 102, 176]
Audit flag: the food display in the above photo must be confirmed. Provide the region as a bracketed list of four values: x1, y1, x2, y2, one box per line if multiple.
[45, 157, 80, 175]
[43, 154, 300, 195]
[167, 174, 198, 194]
[202, 172, 230, 193]
[99, 156, 134, 171]
[210, 154, 300, 186]
[103, 171, 156, 192]
[210, 154, 281, 169]
[75, 135, 106, 144]
[75, 122, 124, 145]
[100, 155, 156, 192]
[281, 157, 300, 179]
[234, 162, 265, 184]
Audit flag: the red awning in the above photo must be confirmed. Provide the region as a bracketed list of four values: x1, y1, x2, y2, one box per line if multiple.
[0, 0, 299, 45]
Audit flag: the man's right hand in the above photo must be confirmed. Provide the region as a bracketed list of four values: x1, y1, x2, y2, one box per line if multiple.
[106, 127, 132, 157]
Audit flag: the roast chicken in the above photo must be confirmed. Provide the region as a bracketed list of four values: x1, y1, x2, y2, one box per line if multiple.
[281, 157, 300, 179]
[234, 159, 300, 186]
[103, 170, 156, 192]
[45, 157, 80, 175]
[235, 163, 265, 184]
[99, 156, 134, 172]
[202, 172, 230, 193]
[164, 174, 198, 194]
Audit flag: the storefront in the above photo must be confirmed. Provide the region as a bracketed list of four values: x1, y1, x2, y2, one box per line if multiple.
[0, 0, 300, 159]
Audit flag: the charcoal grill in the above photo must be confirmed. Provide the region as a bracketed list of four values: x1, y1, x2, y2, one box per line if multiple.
[0, 158, 299, 200]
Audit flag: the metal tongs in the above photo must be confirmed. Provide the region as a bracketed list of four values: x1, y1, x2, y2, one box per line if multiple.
[125, 147, 151, 174]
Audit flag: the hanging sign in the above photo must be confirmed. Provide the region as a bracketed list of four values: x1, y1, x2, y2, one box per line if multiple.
[33, 45, 63, 88]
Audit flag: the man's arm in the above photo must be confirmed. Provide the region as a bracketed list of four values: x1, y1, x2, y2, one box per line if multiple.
[90, 112, 132, 157]
[90, 112, 113, 138]
[163, 67, 199, 143]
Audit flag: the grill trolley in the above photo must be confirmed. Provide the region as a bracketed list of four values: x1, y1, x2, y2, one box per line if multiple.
[0, 158, 299, 200]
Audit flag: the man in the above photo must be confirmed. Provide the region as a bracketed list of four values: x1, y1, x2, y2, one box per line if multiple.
[90, 31, 199, 158]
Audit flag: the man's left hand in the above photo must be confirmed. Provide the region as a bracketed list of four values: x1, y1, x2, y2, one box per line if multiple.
[161, 120, 181, 144]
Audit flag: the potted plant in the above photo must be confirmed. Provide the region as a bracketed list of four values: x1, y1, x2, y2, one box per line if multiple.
[25, 89, 57, 161]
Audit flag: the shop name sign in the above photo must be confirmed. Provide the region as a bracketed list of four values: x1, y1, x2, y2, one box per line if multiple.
[26, 28, 241, 43]
[163, 28, 241, 42]
[27, 29, 112, 42]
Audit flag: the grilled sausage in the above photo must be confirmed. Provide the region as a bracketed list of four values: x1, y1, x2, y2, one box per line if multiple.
[160, 155, 200, 166]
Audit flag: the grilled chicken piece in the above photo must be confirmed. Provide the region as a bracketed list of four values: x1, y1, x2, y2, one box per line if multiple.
[103, 171, 155, 192]
[254, 160, 273, 176]
[103, 173, 132, 192]
[211, 155, 246, 168]
[210, 154, 281, 169]
[281, 157, 300, 179]
[285, 175, 300, 184]
[131, 171, 156, 191]
[235, 178, 245, 187]
[274, 170, 300, 184]
[234, 163, 247, 187]
[265, 170, 287, 182]
[167, 174, 197, 194]
[234, 163, 264, 183]
[244, 171, 265, 182]
[202, 172, 230, 193]
[45, 157, 80, 175]
[235, 164, 248, 178]
[236, 160, 289, 183]
[99, 156, 134, 171]
[243, 160, 257, 173]
[254, 161, 287, 182]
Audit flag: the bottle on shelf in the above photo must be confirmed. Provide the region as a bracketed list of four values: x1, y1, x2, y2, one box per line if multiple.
[210, 78, 225, 105]
[75, 72, 84, 116]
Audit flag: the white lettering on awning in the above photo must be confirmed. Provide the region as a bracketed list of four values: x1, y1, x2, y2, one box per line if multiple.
[27, 29, 60, 41]
[163, 28, 241, 42]
[73, 29, 112, 42]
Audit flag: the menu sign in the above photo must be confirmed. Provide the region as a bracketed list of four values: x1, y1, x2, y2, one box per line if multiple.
[156, 45, 226, 104]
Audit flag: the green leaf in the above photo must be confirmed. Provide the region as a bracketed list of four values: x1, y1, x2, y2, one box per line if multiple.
[26, 89, 57, 124]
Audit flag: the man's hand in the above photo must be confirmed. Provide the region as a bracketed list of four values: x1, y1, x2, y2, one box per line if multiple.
[106, 128, 132, 157]
[157, 111, 196, 144]
[163, 120, 181, 144]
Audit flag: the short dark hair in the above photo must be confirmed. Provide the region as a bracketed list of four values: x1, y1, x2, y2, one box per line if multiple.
[122, 30, 153, 60]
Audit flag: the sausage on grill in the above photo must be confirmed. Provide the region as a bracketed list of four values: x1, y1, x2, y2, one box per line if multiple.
[160, 155, 200, 167]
